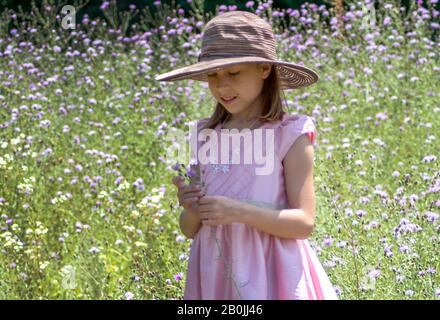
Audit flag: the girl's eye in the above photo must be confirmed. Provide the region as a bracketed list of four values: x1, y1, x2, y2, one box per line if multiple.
[207, 71, 240, 77]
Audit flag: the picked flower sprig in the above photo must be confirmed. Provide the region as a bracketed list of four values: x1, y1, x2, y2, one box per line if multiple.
[172, 162, 206, 193]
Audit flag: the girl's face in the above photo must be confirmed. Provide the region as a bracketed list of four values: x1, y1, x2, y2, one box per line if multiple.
[207, 63, 272, 115]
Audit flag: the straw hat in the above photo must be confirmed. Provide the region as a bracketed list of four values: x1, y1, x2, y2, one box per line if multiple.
[155, 11, 319, 90]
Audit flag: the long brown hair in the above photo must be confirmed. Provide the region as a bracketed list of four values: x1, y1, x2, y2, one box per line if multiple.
[200, 63, 287, 131]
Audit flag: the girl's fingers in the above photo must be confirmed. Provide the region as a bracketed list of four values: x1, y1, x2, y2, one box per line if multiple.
[196, 204, 210, 212]
[178, 188, 204, 199]
[180, 192, 204, 206]
[181, 184, 202, 194]
[172, 176, 185, 188]
[175, 181, 201, 199]
[185, 183, 201, 190]
[182, 196, 199, 207]
[172, 176, 202, 192]
[173, 176, 204, 209]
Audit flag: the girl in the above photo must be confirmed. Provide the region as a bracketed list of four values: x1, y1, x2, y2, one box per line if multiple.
[158, 11, 338, 300]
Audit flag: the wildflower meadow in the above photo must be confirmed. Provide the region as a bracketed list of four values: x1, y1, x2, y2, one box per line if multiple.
[0, 0, 439, 299]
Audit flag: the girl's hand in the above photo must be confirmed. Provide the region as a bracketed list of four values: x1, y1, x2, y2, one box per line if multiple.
[197, 195, 243, 226]
[172, 176, 205, 215]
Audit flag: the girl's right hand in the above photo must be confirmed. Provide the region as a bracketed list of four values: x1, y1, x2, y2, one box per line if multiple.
[172, 176, 205, 215]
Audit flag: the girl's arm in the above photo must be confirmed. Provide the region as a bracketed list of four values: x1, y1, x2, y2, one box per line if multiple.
[179, 209, 202, 239]
[236, 205, 314, 240]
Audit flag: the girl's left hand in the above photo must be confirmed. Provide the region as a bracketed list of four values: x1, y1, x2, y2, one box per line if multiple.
[197, 195, 243, 226]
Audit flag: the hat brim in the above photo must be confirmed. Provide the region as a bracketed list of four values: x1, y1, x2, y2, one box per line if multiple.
[155, 56, 319, 90]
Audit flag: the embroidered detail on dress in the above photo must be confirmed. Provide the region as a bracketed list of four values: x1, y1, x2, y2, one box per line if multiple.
[210, 163, 230, 174]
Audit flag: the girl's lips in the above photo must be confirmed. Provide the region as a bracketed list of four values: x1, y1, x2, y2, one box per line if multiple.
[221, 96, 237, 104]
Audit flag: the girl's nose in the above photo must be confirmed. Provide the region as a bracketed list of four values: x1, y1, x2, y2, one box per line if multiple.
[216, 78, 230, 90]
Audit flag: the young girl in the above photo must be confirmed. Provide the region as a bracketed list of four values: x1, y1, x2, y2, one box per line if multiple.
[158, 11, 338, 300]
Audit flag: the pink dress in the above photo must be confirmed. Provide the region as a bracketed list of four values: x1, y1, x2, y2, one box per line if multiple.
[185, 112, 338, 300]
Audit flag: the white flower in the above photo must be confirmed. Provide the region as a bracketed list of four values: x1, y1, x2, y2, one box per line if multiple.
[124, 291, 134, 300]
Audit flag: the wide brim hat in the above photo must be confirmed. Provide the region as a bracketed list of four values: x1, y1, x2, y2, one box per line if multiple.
[155, 11, 319, 90]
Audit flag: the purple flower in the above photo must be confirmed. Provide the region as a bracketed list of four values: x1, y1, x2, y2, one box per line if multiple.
[356, 209, 368, 217]
[384, 245, 393, 257]
[368, 269, 381, 279]
[364, 33, 374, 42]
[173, 272, 183, 281]
[424, 211, 439, 223]
[115, 176, 123, 185]
[333, 286, 342, 296]
[187, 169, 196, 177]
[427, 268, 436, 274]
[132, 178, 145, 191]
[393, 218, 423, 237]
[422, 155, 437, 163]
[363, 67, 373, 75]
[323, 236, 333, 247]
[89, 246, 100, 254]
[399, 245, 410, 253]
[124, 291, 134, 300]
[100, 1, 110, 10]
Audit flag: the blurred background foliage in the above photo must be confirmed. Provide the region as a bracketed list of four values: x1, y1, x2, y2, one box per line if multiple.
[0, 0, 428, 22]
[2, 0, 329, 16]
